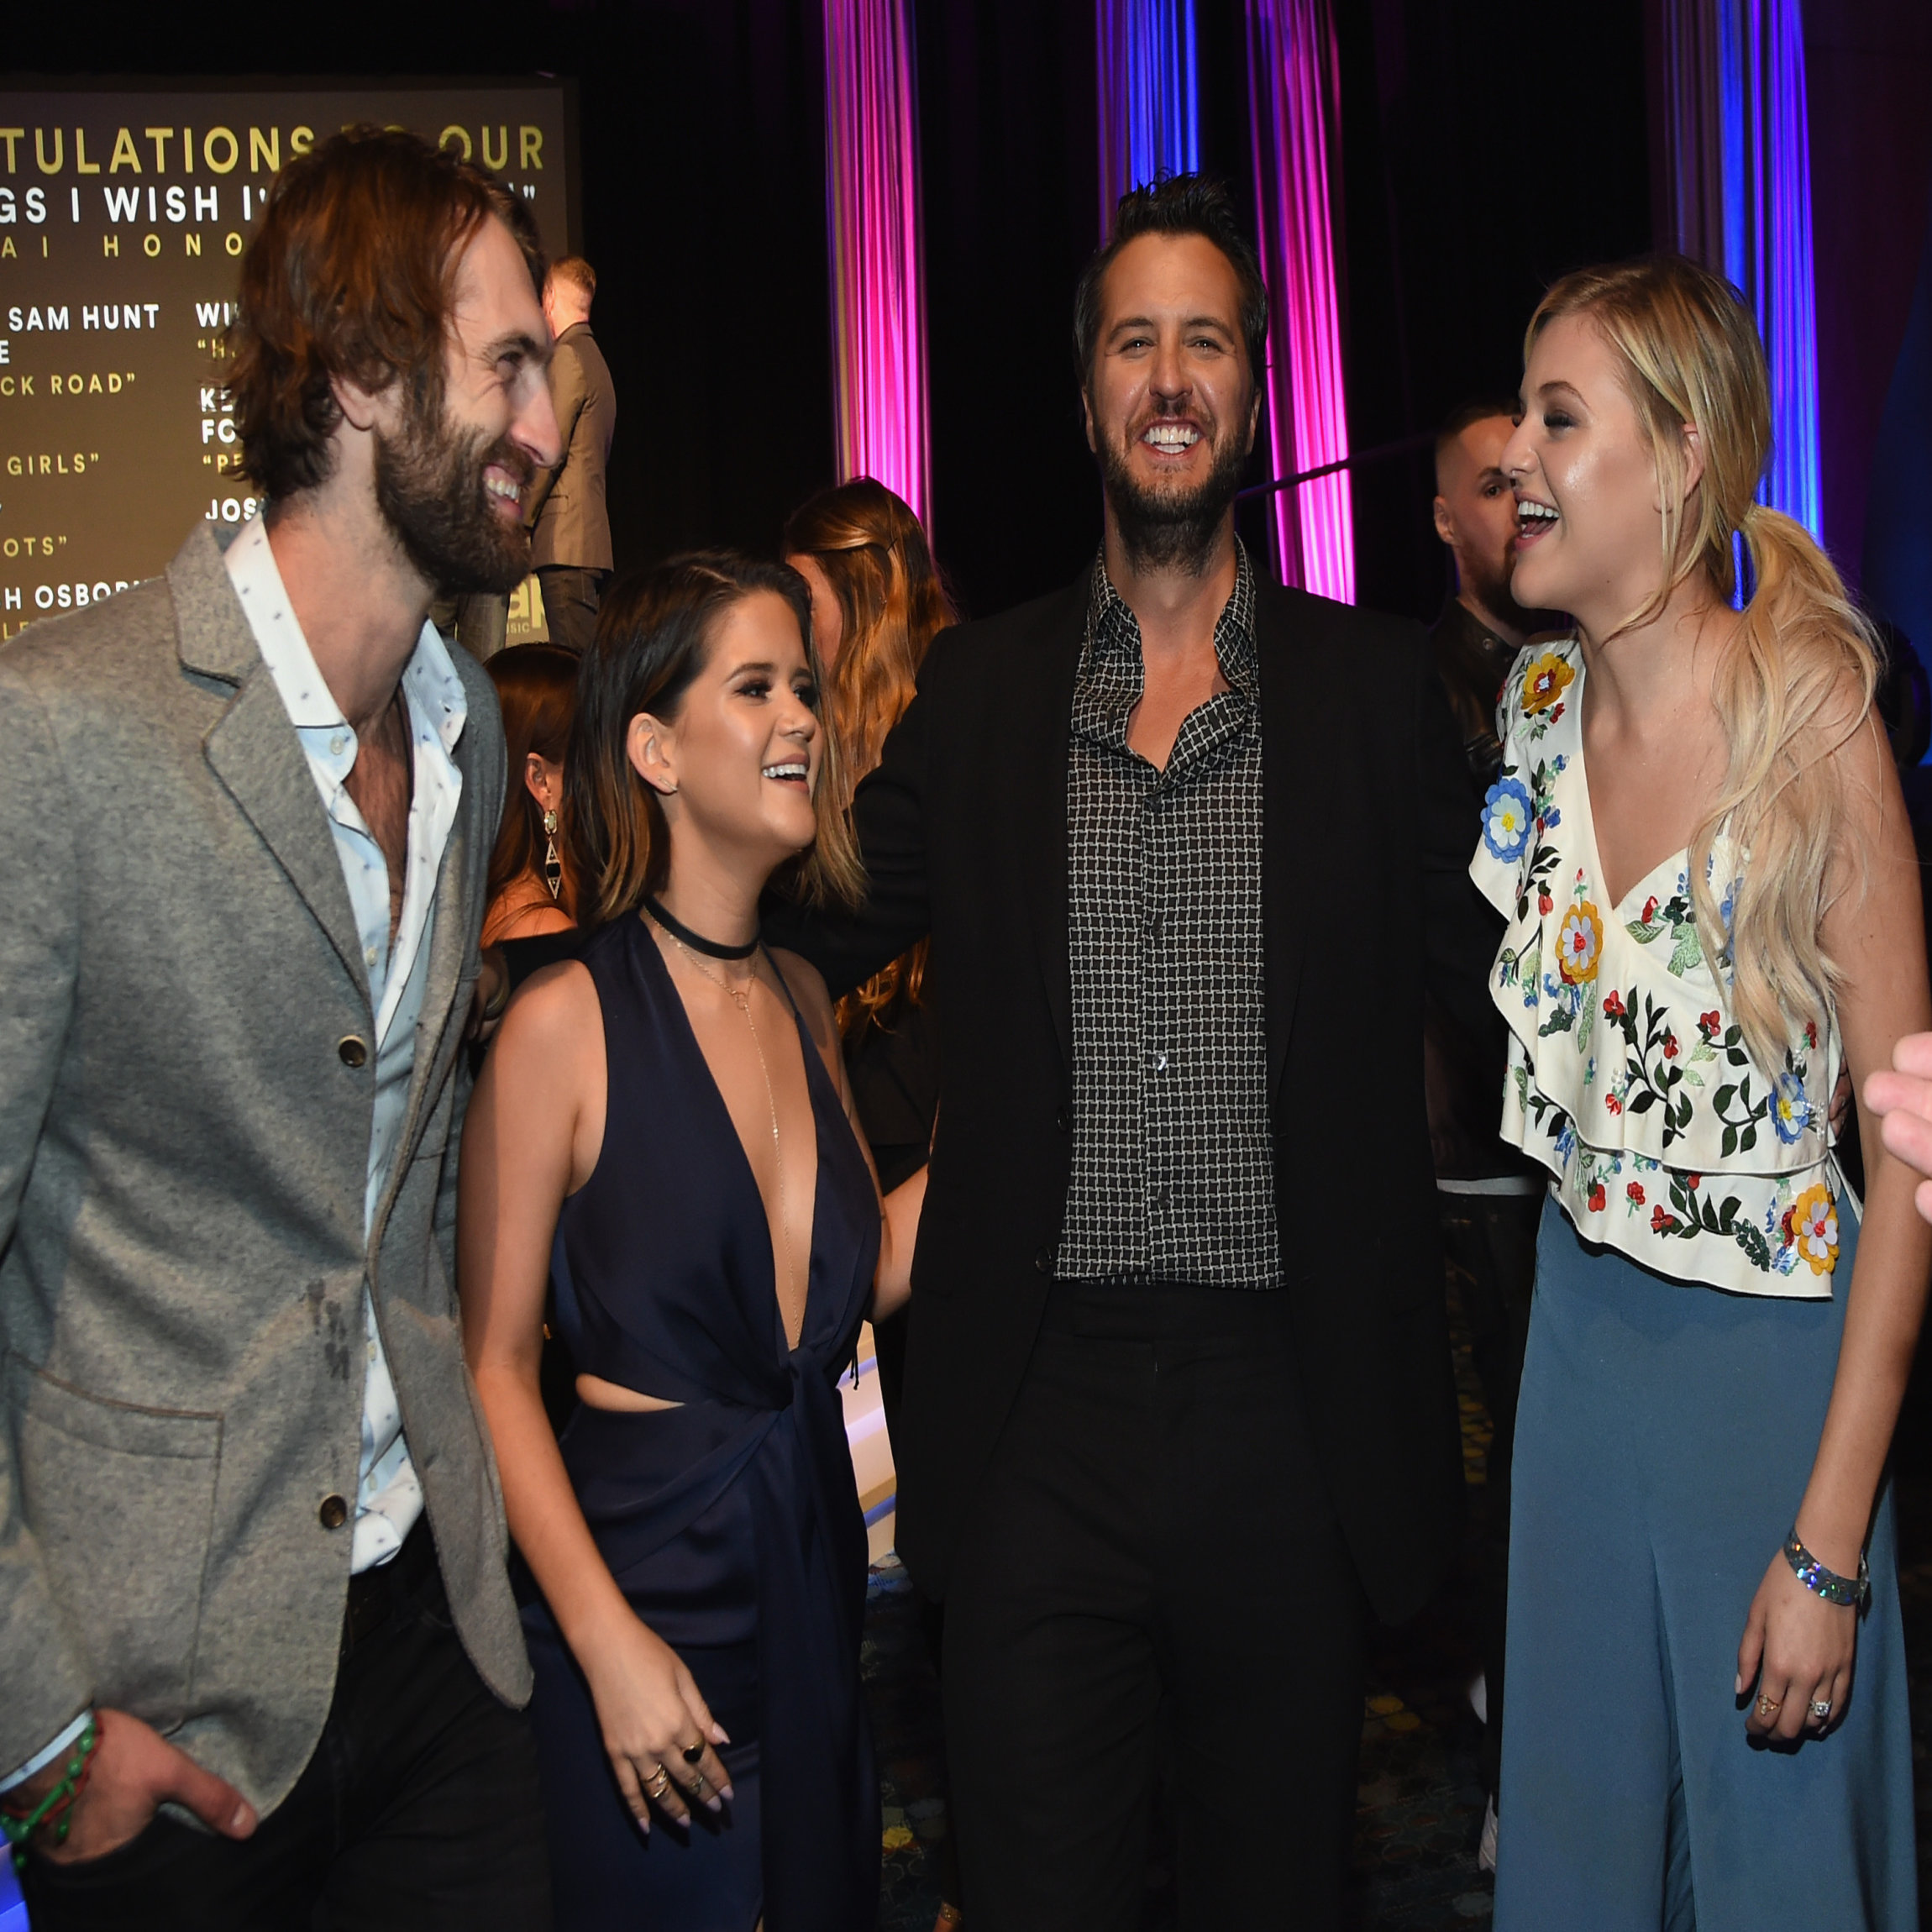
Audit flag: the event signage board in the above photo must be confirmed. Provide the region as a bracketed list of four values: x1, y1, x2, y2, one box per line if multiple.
[0, 83, 573, 639]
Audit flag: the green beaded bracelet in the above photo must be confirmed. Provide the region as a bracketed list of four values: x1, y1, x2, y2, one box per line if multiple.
[1783, 1528, 1870, 1610]
[1, 1719, 100, 1873]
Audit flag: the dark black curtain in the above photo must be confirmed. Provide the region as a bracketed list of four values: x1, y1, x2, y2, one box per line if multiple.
[1328, 0, 1653, 620]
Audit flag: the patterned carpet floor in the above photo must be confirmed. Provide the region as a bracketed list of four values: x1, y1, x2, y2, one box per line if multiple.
[863, 1272, 1932, 1929]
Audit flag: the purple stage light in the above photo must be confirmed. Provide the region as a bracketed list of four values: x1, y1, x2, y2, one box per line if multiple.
[1095, 0, 1201, 232]
[1659, 0, 1821, 541]
[823, 0, 931, 528]
[1245, 0, 1353, 601]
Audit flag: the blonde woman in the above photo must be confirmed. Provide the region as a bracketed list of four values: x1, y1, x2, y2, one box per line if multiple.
[1475, 256, 1929, 1925]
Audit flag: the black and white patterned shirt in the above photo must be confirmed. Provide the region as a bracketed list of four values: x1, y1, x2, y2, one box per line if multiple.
[1056, 543, 1284, 1287]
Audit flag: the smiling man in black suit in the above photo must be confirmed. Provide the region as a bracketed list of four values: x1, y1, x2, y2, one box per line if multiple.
[769, 173, 1497, 1930]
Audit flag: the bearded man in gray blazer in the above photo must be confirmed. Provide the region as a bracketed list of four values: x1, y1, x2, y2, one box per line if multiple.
[0, 129, 561, 1929]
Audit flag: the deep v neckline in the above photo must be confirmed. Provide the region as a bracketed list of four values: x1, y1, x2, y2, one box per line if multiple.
[638, 921, 827, 1355]
[1568, 659, 1693, 921]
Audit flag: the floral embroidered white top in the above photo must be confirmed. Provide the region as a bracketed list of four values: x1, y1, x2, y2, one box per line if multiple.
[1470, 638, 1843, 1297]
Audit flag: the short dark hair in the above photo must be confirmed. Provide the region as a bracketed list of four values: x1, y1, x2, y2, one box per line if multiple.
[1071, 174, 1268, 396]
[1433, 397, 1520, 490]
[549, 255, 596, 303]
[228, 127, 544, 502]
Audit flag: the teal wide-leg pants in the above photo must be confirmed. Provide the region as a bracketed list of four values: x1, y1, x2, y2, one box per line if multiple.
[1494, 1197, 1916, 1931]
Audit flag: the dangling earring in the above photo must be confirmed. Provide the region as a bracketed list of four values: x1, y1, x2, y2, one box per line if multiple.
[542, 806, 563, 901]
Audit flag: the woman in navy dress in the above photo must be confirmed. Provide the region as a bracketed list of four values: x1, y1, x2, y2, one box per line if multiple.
[459, 553, 924, 1930]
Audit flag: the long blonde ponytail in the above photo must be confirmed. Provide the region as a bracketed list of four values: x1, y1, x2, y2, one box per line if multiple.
[1528, 257, 1881, 1075]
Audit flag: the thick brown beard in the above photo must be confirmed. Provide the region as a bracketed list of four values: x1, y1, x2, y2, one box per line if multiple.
[373, 389, 535, 597]
[1098, 415, 1248, 577]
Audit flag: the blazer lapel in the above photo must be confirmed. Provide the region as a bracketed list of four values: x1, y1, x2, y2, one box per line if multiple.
[1255, 585, 1310, 1096]
[176, 528, 372, 1007]
[1011, 582, 1089, 1074]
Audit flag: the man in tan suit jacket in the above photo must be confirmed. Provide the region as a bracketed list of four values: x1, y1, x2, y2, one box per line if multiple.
[0, 131, 560, 1929]
[528, 256, 617, 653]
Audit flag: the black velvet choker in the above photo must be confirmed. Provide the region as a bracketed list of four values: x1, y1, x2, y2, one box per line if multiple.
[643, 894, 760, 961]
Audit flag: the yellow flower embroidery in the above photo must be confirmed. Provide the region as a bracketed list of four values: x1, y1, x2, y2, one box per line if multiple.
[1522, 652, 1576, 714]
[1557, 901, 1604, 984]
[1788, 1182, 1839, 1277]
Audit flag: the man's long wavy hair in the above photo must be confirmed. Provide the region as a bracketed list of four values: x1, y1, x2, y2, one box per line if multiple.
[783, 478, 957, 1030]
[1527, 255, 1881, 1074]
[227, 127, 543, 500]
[566, 553, 864, 930]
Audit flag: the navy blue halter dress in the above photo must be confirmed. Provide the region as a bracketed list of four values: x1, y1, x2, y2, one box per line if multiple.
[522, 915, 881, 1930]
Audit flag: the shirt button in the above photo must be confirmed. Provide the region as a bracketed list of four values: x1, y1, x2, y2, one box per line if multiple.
[1152, 1184, 1171, 1209]
[1151, 1051, 1168, 1073]
[364, 944, 379, 967]
[318, 1494, 349, 1530]
[1055, 1105, 1072, 1133]
[329, 732, 348, 756]
[338, 1035, 370, 1068]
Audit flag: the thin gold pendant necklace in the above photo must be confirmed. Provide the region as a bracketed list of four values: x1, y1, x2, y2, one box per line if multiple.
[654, 918, 802, 1322]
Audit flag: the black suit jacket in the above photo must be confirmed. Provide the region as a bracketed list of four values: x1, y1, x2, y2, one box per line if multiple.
[767, 571, 1501, 1622]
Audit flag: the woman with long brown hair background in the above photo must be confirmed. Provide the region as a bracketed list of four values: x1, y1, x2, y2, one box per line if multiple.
[785, 478, 958, 1425]
[1476, 255, 1929, 1924]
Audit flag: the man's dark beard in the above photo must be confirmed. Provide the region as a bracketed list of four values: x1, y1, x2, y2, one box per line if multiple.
[373, 386, 534, 597]
[1098, 417, 1248, 576]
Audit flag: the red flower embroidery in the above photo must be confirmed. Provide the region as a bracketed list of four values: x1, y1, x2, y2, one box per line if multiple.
[1603, 990, 1625, 1019]
[1588, 1183, 1607, 1212]
[1687, 1173, 1702, 1189]
[1805, 1020, 1819, 1047]
[1698, 1010, 1722, 1039]
[1549, 701, 1566, 721]
[1627, 1181, 1646, 1205]
[1604, 1093, 1623, 1116]
[1538, 890, 1554, 916]
[1651, 1205, 1677, 1234]
[1641, 895, 1659, 924]
[1662, 1032, 1679, 1060]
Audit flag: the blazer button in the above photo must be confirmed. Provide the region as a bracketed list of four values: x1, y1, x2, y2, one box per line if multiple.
[318, 1494, 349, 1530]
[1055, 1105, 1071, 1133]
[1034, 1247, 1054, 1275]
[337, 1036, 369, 1068]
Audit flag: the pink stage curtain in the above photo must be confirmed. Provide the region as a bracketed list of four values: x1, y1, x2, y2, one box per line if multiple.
[823, 0, 931, 528]
[1244, 0, 1353, 601]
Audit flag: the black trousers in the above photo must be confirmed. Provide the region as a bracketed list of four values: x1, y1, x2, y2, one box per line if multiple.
[24, 1530, 551, 1932]
[1436, 1188, 1541, 1798]
[942, 1280, 1366, 1932]
[535, 566, 608, 654]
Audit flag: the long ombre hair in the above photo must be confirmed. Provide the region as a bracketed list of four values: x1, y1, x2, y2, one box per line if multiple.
[783, 479, 958, 1029]
[565, 552, 864, 930]
[1525, 255, 1881, 1076]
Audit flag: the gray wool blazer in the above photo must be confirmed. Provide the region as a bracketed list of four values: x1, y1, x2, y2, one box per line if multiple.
[0, 522, 528, 1813]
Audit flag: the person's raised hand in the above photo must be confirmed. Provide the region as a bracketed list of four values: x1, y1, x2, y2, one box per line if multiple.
[1864, 1032, 1932, 1225]
[31, 1709, 255, 1865]
[579, 1612, 733, 1833]
[1735, 1551, 1856, 1746]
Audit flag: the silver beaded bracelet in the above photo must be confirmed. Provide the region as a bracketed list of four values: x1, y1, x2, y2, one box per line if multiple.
[1783, 1528, 1869, 1609]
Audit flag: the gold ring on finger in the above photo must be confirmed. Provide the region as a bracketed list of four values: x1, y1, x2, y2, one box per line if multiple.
[645, 1765, 672, 1798]
[1755, 1693, 1781, 1719]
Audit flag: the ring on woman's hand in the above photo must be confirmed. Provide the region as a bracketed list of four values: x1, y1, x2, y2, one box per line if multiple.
[645, 1765, 673, 1798]
[1811, 1699, 1832, 1719]
[1755, 1693, 1781, 1719]
[682, 1742, 706, 1765]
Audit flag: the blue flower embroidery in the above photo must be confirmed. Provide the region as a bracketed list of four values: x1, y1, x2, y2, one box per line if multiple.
[1543, 806, 1562, 829]
[1772, 1072, 1809, 1145]
[1483, 776, 1533, 862]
